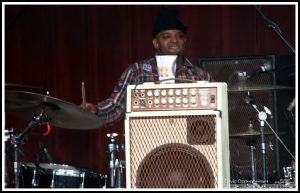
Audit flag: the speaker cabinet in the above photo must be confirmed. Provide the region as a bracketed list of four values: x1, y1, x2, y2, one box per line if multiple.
[198, 55, 295, 182]
[125, 82, 230, 188]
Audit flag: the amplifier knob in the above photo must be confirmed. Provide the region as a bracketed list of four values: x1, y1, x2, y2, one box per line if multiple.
[154, 90, 160, 97]
[191, 97, 196, 104]
[176, 98, 181, 104]
[190, 89, 196, 96]
[175, 90, 181, 96]
[182, 89, 188, 96]
[182, 98, 188, 104]
[147, 90, 153, 97]
[168, 89, 174, 96]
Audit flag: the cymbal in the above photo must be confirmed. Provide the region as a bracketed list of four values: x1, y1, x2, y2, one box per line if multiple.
[5, 82, 41, 89]
[228, 82, 294, 92]
[230, 129, 285, 138]
[5, 91, 103, 130]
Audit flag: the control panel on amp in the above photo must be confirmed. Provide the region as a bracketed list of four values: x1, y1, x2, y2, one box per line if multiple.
[127, 82, 222, 112]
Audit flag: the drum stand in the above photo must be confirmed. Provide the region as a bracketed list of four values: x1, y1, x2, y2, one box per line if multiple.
[4, 129, 14, 188]
[8, 112, 50, 188]
[244, 127, 260, 188]
[115, 159, 125, 188]
[106, 133, 119, 188]
[106, 132, 126, 188]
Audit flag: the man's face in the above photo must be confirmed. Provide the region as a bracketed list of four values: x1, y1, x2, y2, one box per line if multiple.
[153, 29, 187, 55]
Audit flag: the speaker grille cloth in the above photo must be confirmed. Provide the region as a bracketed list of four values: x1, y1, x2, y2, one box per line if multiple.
[129, 115, 218, 188]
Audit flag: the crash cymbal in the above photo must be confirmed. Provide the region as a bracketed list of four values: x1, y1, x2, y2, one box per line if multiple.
[230, 129, 261, 138]
[5, 91, 103, 130]
[230, 129, 285, 138]
[5, 82, 41, 89]
[228, 82, 294, 92]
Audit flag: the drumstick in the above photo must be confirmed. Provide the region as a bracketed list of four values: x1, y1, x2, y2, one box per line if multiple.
[81, 82, 86, 108]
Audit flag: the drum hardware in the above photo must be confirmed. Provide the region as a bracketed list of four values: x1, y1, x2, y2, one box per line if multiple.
[5, 91, 106, 188]
[106, 133, 119, 188]
[115, 159, 125, 188]
[8, 111, 51, 188]
[120, 128, 125, 152]
[229, 127, 285, 138]
[38, 141, 54, 164]
[250, 102, 295, 186]
[230, 90, 294, 188]
[4, 128, 14, 188]
[50, 170, 55, 188]
[19, 163, 106, 188]
[5, 90, 103, 130]
[228, 82, 294, 92]
[231, 120, 261, 188]
[245, 120, 259, 187]
[283, 166, 294, 182]
[283, 160, 295, 184]
[79, 172, 86, 188]
[103, 175, 108, 188]
[276, 164, 296, 188]
[31, 167, 40, 187]
[116, 129, 126, 188]
[105, 132, 126, 188]
[4, 128, 14, 142]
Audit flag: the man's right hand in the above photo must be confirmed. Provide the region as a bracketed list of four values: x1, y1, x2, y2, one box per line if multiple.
[80, 103, 97, 114]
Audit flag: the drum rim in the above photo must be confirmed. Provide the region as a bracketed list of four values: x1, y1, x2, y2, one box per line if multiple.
[22, 162, 78, 170]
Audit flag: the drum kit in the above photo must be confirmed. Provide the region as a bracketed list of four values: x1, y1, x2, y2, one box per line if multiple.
[228, 82, 296, 188]
[4, 81, 295, 189]
[19, 163, 106, 188]
[4, 82, 126, 189]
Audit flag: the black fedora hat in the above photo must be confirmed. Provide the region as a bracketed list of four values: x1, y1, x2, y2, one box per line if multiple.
[152, 7, 188, 37]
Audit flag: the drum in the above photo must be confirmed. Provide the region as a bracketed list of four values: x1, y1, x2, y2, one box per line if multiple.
[19, 163, 106, 188]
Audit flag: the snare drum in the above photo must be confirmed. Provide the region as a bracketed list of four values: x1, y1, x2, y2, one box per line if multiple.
[19, 163, 106, 188]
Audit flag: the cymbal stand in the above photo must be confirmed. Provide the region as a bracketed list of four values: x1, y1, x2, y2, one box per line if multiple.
[245, 121, 259, 187]
[249, 145, 258, 187]
[115, 128, 126, 188]
[106, 133, 119, 188]
[9, 111, 50, 188]
[5, 128, 14, 188]
[115, 159, 125, 188]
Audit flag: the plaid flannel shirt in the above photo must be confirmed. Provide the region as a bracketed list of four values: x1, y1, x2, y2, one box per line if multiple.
[96, 56, 213, 128]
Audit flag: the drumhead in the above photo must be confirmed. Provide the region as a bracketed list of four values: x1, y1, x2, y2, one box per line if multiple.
[20, 163, 106, 188]
[22, 163, 81, 177]
[24, 163, 77, 170]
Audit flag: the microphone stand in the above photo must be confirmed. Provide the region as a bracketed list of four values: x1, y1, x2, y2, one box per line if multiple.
[255, 5, 295, 182]
[254, 5, 295, 54]
[251, 104, 295, 186]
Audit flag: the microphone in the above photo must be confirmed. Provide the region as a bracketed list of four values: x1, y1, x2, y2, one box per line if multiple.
[39, 142, 54, 164]
[246, 62, 272, 79]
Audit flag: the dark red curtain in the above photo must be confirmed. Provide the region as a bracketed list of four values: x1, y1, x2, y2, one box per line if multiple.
[4, 4, 295, 184]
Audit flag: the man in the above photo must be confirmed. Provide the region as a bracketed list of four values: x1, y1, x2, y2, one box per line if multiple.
[83, 8, 213, 128]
